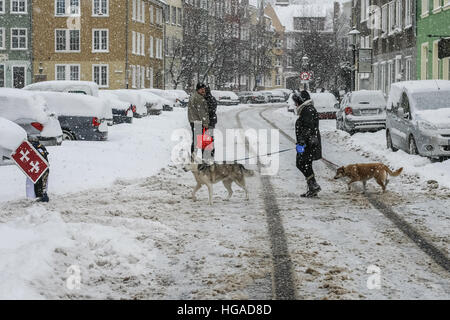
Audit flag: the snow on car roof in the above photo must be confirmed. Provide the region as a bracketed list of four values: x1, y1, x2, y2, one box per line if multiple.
[99, 91, 130, 110]
[211, 91, 239, 99]
[37, 91, 111, 118]
[0, 117, 27, 152]
[311, 92, 337, 107]
[24, 81, 100, 97]
[387, 80, 450, 110]
[0, 88, 51, 124]
[168, 90, 189, 99]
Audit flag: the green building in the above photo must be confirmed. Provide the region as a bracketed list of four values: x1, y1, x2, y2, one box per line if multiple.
[0, 0, 32, 88]
[417, 0, 450, 80]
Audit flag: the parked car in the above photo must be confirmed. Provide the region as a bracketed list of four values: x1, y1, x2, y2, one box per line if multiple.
[287, 93, 296, 113]
[167, 89, 189, 107]
[336, 90, 386, 134]
[98, 91, 133, 124]
[237, 91, 266, 104]
[386, 80, 450, 160]
[311, 92, 338, 119]
[143, 89, 177, 110]
[0, 89, 63, 146]
[276, 88, 293, 100]
[140, 90, 173, 112]
[259, 91, 272, 103]
[38, 92, 110, 141]
[109, 90, 148, 117]
[24, 80, 99, 97]
[0, 117, 27, 166]
[268, 90, 287, 103]
[211, 90, 240, 106]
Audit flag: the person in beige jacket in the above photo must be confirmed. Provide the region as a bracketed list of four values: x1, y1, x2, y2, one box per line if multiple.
[188, 83, 210, 156]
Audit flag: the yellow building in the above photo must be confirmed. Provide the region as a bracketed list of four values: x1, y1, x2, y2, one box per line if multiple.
[264, 4, 285, 90]
[32, 0, 166, 89]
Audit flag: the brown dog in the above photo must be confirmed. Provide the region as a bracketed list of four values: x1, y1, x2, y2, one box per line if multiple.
[334, 163, 403, 192]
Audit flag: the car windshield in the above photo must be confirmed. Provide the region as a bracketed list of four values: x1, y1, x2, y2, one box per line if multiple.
[351, 93, 385, 105]
[411, 91, 450, 111]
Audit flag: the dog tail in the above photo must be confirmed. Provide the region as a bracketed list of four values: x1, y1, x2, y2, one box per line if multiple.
[239, 165, 255, 177]
[385, 166, 403, 177]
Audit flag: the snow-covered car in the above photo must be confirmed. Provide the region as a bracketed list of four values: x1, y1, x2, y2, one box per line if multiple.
[137, 91, 164, 115]
[273, 88, 292, 101]
[211, 90, 240, 106]
[140, 89, 173, 112]
[0, 117, 27, 166]
[269, 90, 288, 102]
[336, 90, 386, 134]
[38, 92, 110, 141]
[386, 80, 450, 160]
[109, 90, 148, 117]
[0, 89, 63, 146]
[143, 89, 177, 110]
[99, 91, 133, 124]
[237, 91, 266, 104]
[259, 91, 272, 103]
[24, 80, 99, 97]
[311, 92, 338, 119]
[167, 89, 189, 107]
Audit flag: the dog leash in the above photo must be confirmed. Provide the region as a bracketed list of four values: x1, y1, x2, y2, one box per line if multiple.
[229, 148, 296, 162]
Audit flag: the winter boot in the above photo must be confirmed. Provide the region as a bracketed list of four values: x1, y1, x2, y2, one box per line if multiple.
[301, 176, 321, 198]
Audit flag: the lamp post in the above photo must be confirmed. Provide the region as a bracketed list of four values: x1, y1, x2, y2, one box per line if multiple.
[348, 27, 360, 92]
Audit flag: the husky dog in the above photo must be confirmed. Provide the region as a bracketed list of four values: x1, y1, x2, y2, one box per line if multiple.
[183, 161, 255, 205]
[334, 163, 403, 192]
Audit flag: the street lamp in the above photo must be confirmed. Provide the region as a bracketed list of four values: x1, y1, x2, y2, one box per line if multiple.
[348, 27, 360, 92]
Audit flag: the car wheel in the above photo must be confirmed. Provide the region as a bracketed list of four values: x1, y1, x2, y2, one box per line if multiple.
[408, 136, 419, 155]
[62, 130, 75, 141]
[386, 131, 398, 152]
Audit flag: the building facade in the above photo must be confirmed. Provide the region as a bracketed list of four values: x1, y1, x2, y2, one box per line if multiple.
[417, 0, 450, 80]
[354, 0, 417, 94]
[0, 0, 32, 88]
[264, 3, 285, 90]
[164, 0, 183, 89]
[32, 0, 165, 89]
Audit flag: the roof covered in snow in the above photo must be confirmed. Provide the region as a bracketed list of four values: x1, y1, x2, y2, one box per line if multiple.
[273, 3, 334, 32]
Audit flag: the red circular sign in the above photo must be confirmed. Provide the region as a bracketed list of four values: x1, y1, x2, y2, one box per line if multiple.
[300, 72, 311, 80]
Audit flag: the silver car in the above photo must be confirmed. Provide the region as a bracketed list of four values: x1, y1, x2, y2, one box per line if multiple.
[386, 80, 450, 160]
[336, 90, 386, 133]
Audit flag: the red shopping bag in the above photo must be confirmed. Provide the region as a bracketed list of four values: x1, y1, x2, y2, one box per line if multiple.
[196, 128, 214, 150]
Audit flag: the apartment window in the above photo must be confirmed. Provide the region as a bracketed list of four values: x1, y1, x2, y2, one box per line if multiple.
[287, 55, 293, 68]
[131, 65, 136, 88]
[141, 66, 145, 88]
[93, 64, 109, 88]
[141, 1, 145, 22]
[55, 29, 80, 52]
[132, 0, 136, 20]
[421, 43, 429, 79]
[11, 0, 27, 13]
[55, 0, 79, 16]
[93, 29, 109, 52]
[421, 0, 429, 16]
[55, 64, 80, 81]
[0, 28, 5, 49]
[149, 36, 154, 57]
[141, 34, 145, 56]
[132, 31, 136, 54]
[405, 57, 412, 80]
[177, 7, 182, 25]
[395, 0, 402, 30]
[361, 0, 369, 21]
[275, 56, 281, 67]
[405, 0, 412, 27]
[387, 60, 394, 93]
[0, 0, 4, 13]
[382, 5, 388, 37]
[0, 65, 4, 87]
[433, 40, 439, 79]
[433, 0, 442, 12]
[93, 0, 109, 16]
[149, 5, 154, 24]
[395, 56, 402, 81]
[149, 67, 153, 88]
[388, 1, 395, 34]
[11, 28, 27, 50]
[276, 75, 281, 86]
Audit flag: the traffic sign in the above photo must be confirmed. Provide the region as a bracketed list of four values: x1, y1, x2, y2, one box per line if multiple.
[11, 140, 49, 184]
[300, 72, 311, 81]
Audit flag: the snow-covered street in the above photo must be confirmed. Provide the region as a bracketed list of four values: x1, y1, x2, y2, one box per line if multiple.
[1, 104, 449, 299]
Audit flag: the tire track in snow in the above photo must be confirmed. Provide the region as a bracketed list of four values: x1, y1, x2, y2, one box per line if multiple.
[236, 108, 297, 300]
[259, 106, 450, 274]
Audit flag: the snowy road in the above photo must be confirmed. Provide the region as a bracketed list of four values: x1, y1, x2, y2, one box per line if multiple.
[0, 105, 449, 299]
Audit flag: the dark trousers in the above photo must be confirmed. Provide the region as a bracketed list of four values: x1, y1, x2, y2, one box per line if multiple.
[296, 153, 314, 180]
[34, 170, 49, 197]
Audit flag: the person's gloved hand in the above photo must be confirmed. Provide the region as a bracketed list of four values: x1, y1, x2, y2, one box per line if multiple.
[296, 144, 306, 154]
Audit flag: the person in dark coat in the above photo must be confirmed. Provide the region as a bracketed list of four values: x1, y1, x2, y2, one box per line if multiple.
[203, 86, 217, 160]
[293, 90, 322, 197]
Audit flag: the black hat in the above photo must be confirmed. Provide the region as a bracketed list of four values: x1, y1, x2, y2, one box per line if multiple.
[196, 83, 206, 91]
[299, 90, 311, 102]
[292, 93, 303, 106]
